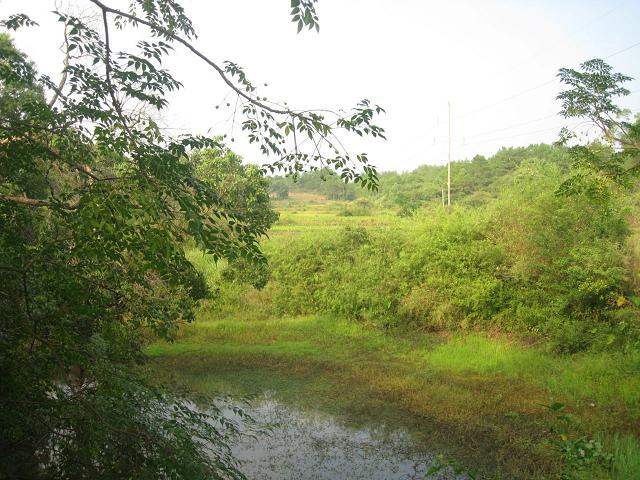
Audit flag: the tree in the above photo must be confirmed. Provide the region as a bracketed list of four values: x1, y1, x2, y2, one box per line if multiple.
[0, 1, 385, 477]
[190, 144, 279, 233]
[190, 144, 278, 289]
[556, 59, 640, 197]
[271, 180, 290, 199]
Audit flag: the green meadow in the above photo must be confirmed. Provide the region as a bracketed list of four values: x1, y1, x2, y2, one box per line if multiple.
[150, 185, 640, 480]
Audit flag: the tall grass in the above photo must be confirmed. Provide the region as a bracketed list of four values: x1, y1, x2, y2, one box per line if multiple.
[607, 433, 640, 480]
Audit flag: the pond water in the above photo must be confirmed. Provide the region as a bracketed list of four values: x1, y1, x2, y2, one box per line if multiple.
[164, 361, 477, 479]
[212, 386, 467, 480]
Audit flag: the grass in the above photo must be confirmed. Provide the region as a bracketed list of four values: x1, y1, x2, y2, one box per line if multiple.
[607, 433, 640, 479]
[420, 335, 640, 410]
[151, 197, 640, 479]
[268, 195, 399, 237]
[151, 315, 640, 412]
[148, 315, 640, 479]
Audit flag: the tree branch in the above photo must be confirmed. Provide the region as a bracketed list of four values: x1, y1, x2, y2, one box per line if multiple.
[88, 0, 290, 116]
[100, 7, 132, 135]
[48, 25, 71, 108]
[0, 194, 79, 210]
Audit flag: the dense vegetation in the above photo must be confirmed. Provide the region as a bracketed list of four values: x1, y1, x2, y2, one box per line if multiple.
[2, 1, 639, 479]
[186, 139, 640, 477]
[270, 143, 571, 210]
[232, 148, 640, 353]
[208, 67, 640, 474]
[0, 1, 384, 478]
[265, 67, 640, 352]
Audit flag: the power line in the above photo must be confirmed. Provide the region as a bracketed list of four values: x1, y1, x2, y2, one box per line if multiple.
[405, 35, 640, 165]
[454, 37, 640, 122]
[406, 86, 639, 161]
[454, 80, 558, 120]
[403, 121, 584, 166]
[462, 125, 565, 147]
[454, 79, 640, 149]
[604, 39, 640, 60]
[463, 113, 559, 140]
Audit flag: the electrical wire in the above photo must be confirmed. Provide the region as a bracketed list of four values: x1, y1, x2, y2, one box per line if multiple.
[454, 37, 640, 121]
[462, 113, 559, 140]
[404, 11, 640, 165]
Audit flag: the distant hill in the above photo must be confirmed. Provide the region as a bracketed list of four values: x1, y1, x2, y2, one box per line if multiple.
[270, 143, 570, 208]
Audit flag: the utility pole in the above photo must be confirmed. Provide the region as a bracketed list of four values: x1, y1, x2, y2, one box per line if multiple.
[447, 100, 451, 210]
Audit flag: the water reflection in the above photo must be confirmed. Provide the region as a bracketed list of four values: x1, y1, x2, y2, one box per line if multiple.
[222, 392, 462, 480]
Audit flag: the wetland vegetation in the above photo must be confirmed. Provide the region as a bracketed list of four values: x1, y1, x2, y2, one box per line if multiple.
[149, 142, 640, 478]
[2, 2, 639, 479]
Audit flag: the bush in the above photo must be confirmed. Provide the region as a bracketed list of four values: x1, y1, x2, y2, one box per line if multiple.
[338, 198, 374, 216]
[256, 160, 637, 351]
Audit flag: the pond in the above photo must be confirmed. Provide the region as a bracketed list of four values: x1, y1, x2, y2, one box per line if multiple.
[202, 367, 469, 480]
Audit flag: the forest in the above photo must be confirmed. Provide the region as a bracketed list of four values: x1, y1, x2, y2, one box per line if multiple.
[1, 1, 639, 480]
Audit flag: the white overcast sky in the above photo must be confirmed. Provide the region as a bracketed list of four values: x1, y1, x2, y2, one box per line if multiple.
[2, 0, 640, 172]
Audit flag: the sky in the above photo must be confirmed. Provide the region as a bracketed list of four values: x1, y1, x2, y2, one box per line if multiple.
[2, 0, 640, 172]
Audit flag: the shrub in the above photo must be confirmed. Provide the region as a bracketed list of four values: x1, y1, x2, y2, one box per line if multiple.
[195, 160, 638, 352]
[338, 198, 374, 216]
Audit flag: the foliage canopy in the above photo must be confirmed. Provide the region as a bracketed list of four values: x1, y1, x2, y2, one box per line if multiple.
[0, 1, 384, 477]
[557, 58, 640, 197]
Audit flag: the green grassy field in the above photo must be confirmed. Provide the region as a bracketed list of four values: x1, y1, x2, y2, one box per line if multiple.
[268, 193, 399, 236]
[149, 194, 640, 480]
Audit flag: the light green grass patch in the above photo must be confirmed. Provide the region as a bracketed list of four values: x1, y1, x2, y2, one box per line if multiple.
[421, 334, 640, 409]
[152, 315, 640, 412]
[147, 339, 322, 359]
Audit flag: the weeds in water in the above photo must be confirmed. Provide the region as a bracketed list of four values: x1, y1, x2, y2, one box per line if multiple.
[425, 454, 478, 479]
